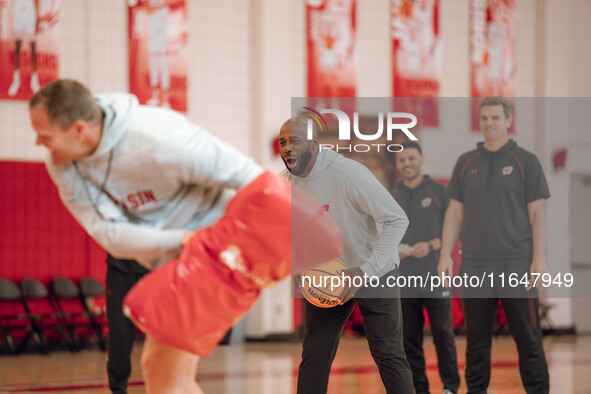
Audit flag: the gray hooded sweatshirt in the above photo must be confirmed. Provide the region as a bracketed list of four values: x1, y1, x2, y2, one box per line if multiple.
[282, 149, 408, 278]
[46, 94, 262, 268]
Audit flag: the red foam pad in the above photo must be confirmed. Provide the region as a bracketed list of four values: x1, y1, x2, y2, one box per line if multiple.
[124, 171, 341, 356]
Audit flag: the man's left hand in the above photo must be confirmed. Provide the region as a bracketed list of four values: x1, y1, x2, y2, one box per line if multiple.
[528, 258, 549, 290]
[337, 267, 365, 303]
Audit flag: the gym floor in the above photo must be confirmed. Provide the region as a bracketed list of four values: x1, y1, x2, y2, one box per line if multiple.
[0, 334, 590, 393]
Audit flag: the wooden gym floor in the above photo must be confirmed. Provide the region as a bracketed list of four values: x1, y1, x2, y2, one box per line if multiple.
[0, 335, 590, 393]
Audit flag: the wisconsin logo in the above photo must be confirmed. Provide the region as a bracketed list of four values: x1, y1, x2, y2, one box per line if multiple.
[502, 166, 514, 176]
[421, 198, 432, 208]
[321, 204, 330, 212]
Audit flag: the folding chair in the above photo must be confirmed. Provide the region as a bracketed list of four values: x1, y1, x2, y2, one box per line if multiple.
[20, 278, 77, 352]
[78, 276, 107, 351]
[51, 276, 87, 351]
[0, 278, 46, 355]
[51, 276, 106, 351]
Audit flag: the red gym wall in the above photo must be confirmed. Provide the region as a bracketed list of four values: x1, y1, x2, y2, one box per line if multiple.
[0, 161, 107, 284]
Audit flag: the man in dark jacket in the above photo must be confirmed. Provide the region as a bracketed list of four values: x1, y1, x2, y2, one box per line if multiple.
[392, 141, 460, 394]
[438, 96, 550, 393]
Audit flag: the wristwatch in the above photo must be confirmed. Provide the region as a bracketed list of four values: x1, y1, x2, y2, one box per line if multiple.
[428, 240, 434, 252]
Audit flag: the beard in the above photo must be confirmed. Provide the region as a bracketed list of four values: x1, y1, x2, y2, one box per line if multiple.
[283, 147, 313, 176]
[403, 168, 419, 180]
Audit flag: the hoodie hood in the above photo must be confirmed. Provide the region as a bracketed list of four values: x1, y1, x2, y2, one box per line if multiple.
[80, 93, 138, 162]
[477, 138, 517, 157]
[293, 148, 339, 181]
[396, 174, 435, 192]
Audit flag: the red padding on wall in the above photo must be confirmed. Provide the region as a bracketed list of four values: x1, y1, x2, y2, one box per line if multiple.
[0, 161, 106, 284]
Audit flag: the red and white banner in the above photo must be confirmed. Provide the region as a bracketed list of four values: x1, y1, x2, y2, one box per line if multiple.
[0, 0, 59, 100]
[390, 0, 440, 126]
[470, 0, 516, 131]
[306, 0, 357, 113]
[128, 0, 187, 112]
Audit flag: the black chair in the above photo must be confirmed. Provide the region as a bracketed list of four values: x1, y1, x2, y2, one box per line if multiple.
[78, 276, 107, 351]
[51, 276, 107, 351]
[0, 278, 46, 354]
[51, 276, 87, 351]
[20, 278, 77, 353]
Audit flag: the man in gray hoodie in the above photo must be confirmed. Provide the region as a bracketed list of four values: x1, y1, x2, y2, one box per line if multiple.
[279, 115, 414, 393]
[29, 79, 263, 393]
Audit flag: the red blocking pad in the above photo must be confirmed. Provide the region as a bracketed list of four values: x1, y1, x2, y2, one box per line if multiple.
[124, 171, 341, 356]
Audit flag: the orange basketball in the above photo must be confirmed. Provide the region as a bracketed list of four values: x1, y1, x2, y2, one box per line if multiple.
[297, 258, 350, 308]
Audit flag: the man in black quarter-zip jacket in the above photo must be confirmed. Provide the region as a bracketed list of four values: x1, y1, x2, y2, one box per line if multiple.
[438, 96, 550, 394]
[391, 141, 460, 394]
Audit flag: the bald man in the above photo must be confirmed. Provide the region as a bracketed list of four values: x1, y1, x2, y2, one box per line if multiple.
[279, 116, 414, 394]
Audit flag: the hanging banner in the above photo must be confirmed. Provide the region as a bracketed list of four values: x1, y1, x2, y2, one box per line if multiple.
[128, 0, 187, 112]
[390, 0, 440, 126]
[470, 0, 516, 132]
[306, 0, 357, 114]
[0, 0, 59, 100]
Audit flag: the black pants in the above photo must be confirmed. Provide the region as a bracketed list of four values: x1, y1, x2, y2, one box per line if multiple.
[460, 260, 550, 394]
[401, 296, 460, 393]
[297, 270, 414, 394]
[462, 297, 549, 394]
[105, 255, 149, 394]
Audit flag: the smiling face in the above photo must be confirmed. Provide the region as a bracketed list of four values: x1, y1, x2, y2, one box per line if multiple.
[395, 146, 424, 182]
[479, 104, 511, 145]
[278, 119, 319, 177]
[30, 104, 88, 165]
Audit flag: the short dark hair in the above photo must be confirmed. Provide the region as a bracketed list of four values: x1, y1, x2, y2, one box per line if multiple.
[479, 96, 512, 118]
[29, 79, 102, 129]
[400, 140, 422, 154]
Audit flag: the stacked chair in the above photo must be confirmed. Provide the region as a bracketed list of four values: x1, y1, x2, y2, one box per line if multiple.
[51, 276, 107, 351]
[0, 276, 108, 355]
[0, 278, 47, 354]
[20, 277, 77, 353]
[78, 276, 108, 350]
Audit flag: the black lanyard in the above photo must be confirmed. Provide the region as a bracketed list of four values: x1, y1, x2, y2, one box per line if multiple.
[74, 150, 114, 221]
